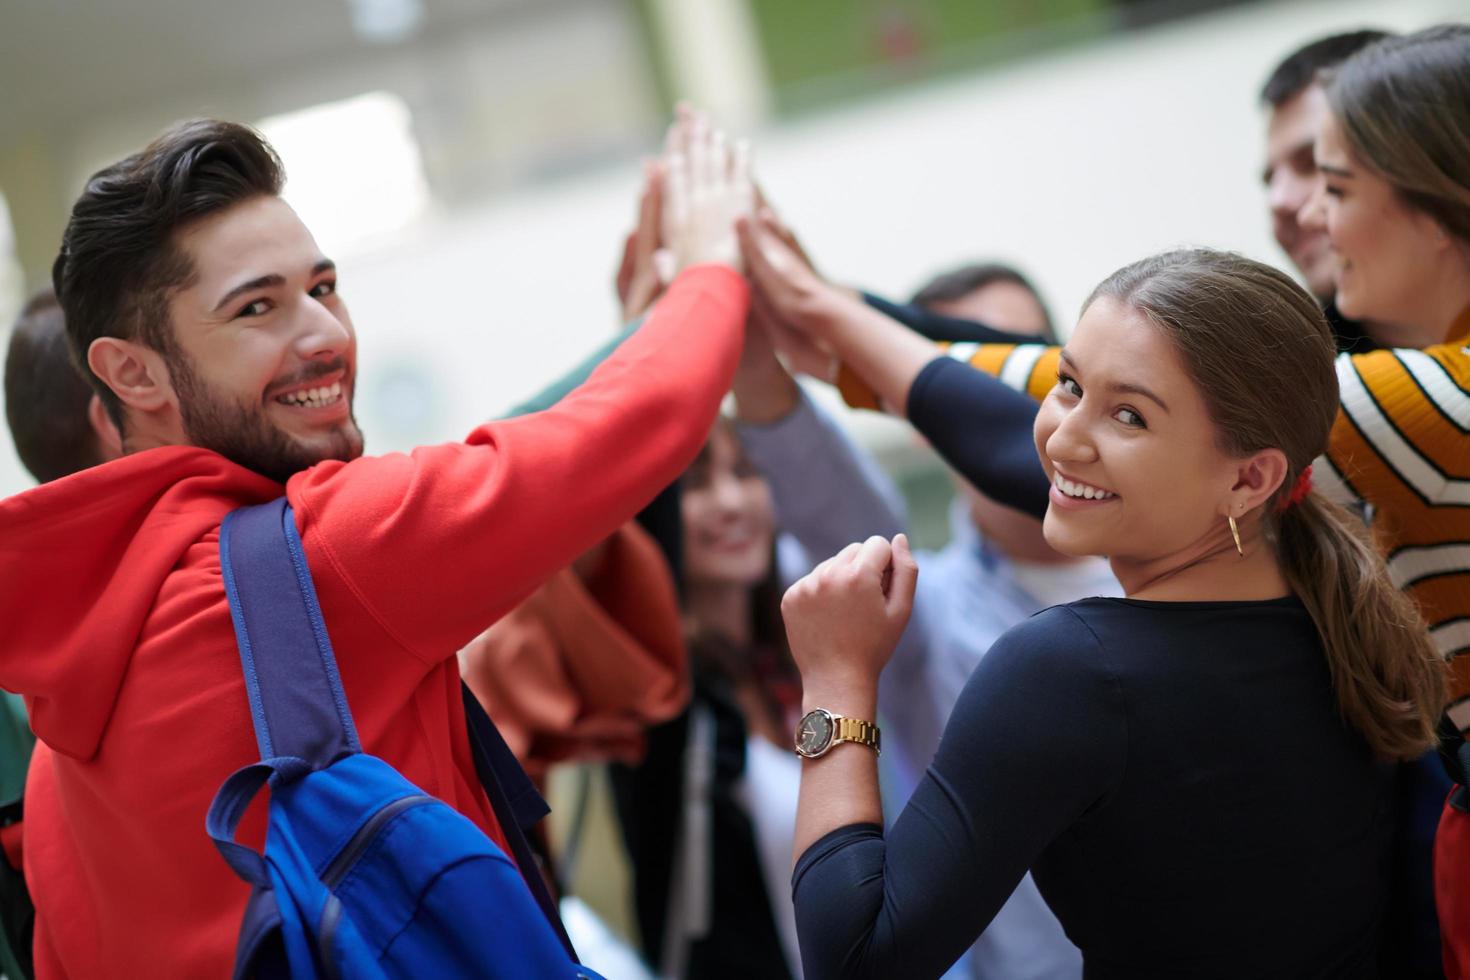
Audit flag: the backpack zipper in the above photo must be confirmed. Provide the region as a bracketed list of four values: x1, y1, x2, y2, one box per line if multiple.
[321, 793, 434, 888]
[316, 793, 434, 975]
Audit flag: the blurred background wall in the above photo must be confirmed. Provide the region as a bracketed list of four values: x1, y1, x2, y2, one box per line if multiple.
[1, 0, 1463, 509]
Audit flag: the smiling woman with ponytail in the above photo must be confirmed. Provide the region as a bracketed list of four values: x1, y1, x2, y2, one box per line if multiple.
[749, 244, 1445, 979]
[1088, 250, 1445, 764]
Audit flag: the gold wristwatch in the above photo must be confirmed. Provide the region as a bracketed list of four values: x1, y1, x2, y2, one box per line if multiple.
[794, 707, 881, 758]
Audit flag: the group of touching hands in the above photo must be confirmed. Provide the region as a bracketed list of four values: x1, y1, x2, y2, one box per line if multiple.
[620, 105, 917, 694]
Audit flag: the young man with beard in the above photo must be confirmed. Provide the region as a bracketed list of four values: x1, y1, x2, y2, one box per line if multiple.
[0, 116, 752, 977]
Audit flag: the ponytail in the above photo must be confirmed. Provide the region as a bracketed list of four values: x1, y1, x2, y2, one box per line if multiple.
[1275, 490, 1446, 760]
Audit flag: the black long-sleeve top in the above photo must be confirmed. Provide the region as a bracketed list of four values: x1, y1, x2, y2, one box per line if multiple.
[905, 356, 1050, 518]
[792, 597, 1394, 979]
[864, 291, 1378, 354]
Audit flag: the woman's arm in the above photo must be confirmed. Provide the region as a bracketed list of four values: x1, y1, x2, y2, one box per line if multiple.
[861, 291, 1039, 345]
[782, 536, 914, 858]
[738, 216, 939, 416]
[738, 216, 1055, 518]
[906, 357, 1053, 518]
[790, 606, 1123, 980]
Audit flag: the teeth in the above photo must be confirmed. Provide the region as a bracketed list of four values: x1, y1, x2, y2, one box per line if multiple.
[1053, 473, 1115, 500]
[276, 381, 344, 408]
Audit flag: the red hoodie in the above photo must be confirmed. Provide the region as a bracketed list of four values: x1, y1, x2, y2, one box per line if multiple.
[0, 266, 748, 979]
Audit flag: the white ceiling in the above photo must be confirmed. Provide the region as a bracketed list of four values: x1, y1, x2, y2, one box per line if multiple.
[0, 0, 552, 138]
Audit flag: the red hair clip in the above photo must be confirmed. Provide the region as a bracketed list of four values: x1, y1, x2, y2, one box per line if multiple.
[1277, 464, 1314, 512]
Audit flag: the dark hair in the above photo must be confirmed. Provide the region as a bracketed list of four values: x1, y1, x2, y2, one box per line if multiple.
[1326, 25, 1470, 247]
[1088, 249, 1444, 761]
[4, 289, 104, 483]
[911, 262, 1057, 342]
[682, 420, 802, 731]
[52, 119, 284, 431]
[1260, 30, 1392, 107]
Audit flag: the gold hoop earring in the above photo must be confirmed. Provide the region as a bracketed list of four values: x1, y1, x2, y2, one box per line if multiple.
[1228, 515, 1243, 558]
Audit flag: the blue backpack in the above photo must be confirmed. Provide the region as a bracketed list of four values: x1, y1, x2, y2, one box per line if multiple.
[206, 498, 605, 979]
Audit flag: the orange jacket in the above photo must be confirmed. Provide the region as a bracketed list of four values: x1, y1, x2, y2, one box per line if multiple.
[460, 521, 689, 786]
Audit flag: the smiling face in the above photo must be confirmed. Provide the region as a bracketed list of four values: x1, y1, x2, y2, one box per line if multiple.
[162, 195, 363, 482]
[681, 422, 776, 589]
[1264, 83, 1338, 301]
[1304, 113, 1458, 342]
[1033, 298, 1247, 565]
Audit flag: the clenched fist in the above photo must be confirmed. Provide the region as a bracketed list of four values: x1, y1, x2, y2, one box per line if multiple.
[781, 534, 917, 689]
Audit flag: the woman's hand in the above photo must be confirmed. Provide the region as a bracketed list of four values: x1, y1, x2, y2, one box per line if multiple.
[741, 210, 942, 414]
[781, 534, 917, 690]
[660, 106, 753, 275]
[737, 210, 855, 341]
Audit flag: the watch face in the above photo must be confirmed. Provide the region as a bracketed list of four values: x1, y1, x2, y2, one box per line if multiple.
[795, 709, 835, 758]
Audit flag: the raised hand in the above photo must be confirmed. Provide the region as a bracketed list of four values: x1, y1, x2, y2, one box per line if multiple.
[741, 209, 943, 415]
[614, 159, 667, 322]
[781, 534, 918, 687]
[737, 209, 858, 347]
[660, 106, 754, 275]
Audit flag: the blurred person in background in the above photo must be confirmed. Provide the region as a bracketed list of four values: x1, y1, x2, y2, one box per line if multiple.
[0, 112, 753, 978]
[735, 261, 1119, 979]
[608, 176, 913, 977]
[621, 416, 807, 980]
[1288, 27, 1470, 974]
[598, 305, 815, 978]
[0, 289, 124, 980]
[1260, 30, 1391, 353]
[4, 289, 121, 483]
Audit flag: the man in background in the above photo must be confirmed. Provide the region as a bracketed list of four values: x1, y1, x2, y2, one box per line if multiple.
[1259, 29, 1389, 351]
[4, 288, 120, 483]
[0, 288, 124, 980]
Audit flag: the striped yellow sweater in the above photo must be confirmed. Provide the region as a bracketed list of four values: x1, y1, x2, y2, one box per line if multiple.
[839, 311, 1470, 721]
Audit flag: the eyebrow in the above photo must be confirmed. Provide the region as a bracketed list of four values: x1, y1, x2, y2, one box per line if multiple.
[211, 259, 336, 314]
[1261, 140, 1317, 184]
[1059, 350, 1171, 412]
[1316, 162, 1353, 179]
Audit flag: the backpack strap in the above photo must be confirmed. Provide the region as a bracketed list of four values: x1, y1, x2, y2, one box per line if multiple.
[219, 499, 360, 767]
[461, 684, 577, 960]
[219, 498, 576, 958]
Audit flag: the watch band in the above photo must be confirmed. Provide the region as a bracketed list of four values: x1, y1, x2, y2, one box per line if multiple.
[833, 715, 881, 755]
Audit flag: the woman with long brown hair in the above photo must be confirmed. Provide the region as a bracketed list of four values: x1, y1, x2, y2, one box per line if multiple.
[613, 418, 820, 980]
[764, 248, 1443, 978]
[1293, 24, 1470, 971]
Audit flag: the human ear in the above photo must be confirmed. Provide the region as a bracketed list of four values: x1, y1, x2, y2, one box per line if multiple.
[1224, 448, 1289, 516]
[87, 338, 176, 418]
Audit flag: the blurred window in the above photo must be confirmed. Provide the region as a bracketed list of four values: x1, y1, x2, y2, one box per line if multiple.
[258, 91, 430, 256]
